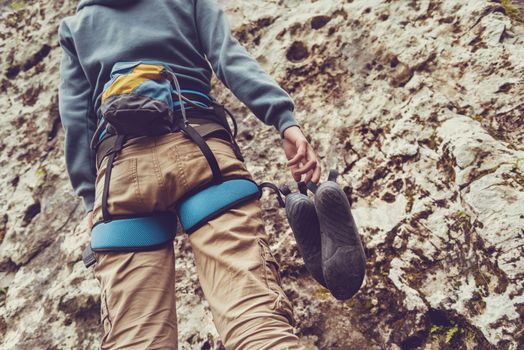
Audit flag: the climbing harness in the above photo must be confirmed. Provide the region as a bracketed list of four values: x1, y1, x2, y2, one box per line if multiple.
[83, 61, 276, 267]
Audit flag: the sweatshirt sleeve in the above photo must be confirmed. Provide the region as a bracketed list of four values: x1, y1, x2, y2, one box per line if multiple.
[193, 0, 299, 137]
[58, 20, 97, 212]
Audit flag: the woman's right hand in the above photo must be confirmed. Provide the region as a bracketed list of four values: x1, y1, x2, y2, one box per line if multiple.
[281, 126, 321, 184]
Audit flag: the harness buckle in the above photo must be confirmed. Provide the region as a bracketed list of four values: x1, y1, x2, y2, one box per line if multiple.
[82, 245, 97, 268]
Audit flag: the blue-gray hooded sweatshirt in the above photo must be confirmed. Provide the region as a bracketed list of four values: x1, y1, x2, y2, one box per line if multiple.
[58, 0, 298, 212]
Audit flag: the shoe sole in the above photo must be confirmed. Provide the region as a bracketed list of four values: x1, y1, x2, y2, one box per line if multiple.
[315, 182, 366, 300]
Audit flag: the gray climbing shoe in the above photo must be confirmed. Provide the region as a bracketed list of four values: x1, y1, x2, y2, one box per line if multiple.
[282, 183, 326, 288]
[313, 170, 366, 300]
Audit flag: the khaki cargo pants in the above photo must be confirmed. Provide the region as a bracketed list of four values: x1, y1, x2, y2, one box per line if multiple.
[91, 130, 304, 349]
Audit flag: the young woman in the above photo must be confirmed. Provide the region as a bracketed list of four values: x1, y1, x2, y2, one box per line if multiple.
[58, 0, 320, 348]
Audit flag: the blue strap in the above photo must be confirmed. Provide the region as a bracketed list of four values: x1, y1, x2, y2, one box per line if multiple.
[89, 179, 258, 252]
[98, 128, 107, 142]
[91, 212, 177, 251]
[173, 100, 209, 109]
[180, 89, 212, 101]
[177, 178, 260, 233]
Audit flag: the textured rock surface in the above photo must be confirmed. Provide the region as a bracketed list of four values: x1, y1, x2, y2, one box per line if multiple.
[1, 0, 523, 349]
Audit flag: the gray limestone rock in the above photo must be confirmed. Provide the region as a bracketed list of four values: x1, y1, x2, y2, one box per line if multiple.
[1, 0, 522, 349]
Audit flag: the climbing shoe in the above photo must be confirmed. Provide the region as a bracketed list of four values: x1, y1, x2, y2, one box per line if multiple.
[313, 170, 366, 300]
[281, 183, 327, 288]
[269, 170, 366, 300]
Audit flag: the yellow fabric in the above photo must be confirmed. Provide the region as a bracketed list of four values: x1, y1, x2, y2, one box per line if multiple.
[101, 64, 164, 103]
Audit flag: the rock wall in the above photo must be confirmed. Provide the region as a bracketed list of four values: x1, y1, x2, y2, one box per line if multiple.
[1, 0, 522, 349]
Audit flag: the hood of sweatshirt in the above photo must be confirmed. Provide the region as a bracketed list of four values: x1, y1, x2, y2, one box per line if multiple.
[76, 0, 140, 12]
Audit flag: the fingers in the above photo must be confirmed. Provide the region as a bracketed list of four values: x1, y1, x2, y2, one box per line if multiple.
[87, 211, 94, 232]
[282, 131, 321, 184]
[294, 158, 317, 176]
[287, 140, 307, 166]
[290, 146, 320, 184]
[299, 159, 320, 184]
[292, 162, 320, 184]
[311, 161, 321, 183]
[307, 146, 321, 184]
[303, 169, 313, 184]
[290, 164, 301, 182]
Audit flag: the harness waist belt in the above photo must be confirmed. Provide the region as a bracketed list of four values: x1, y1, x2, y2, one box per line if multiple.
[95, 118, 229, 169]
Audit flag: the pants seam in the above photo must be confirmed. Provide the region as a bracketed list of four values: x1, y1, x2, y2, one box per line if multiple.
[170, 143, 190, 192]
[101, 289, 113, 338]
[130, 158, 147, 209]
[153, 137, 168, 194]
[258, 238, 271, 296]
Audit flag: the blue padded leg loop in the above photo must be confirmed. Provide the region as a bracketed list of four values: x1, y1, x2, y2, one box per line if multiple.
[177, 178, 260, 234]
[90, 212, 177, 252]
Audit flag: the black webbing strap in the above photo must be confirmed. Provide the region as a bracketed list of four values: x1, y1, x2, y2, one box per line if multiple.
[298, 181, 308, 196]
[101, 134, 125, 222]
[90, 118, 108, 151]
[214, 104, 244, 162]
[179, 123, 222, 184]
[231, 141, 244, 163]
[82, 245, 97, 268]
[96, 134, 118, 169]
[258, 182, 285, 208]
[181, 106, 244, 162]
[306, 181, 318, 194]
